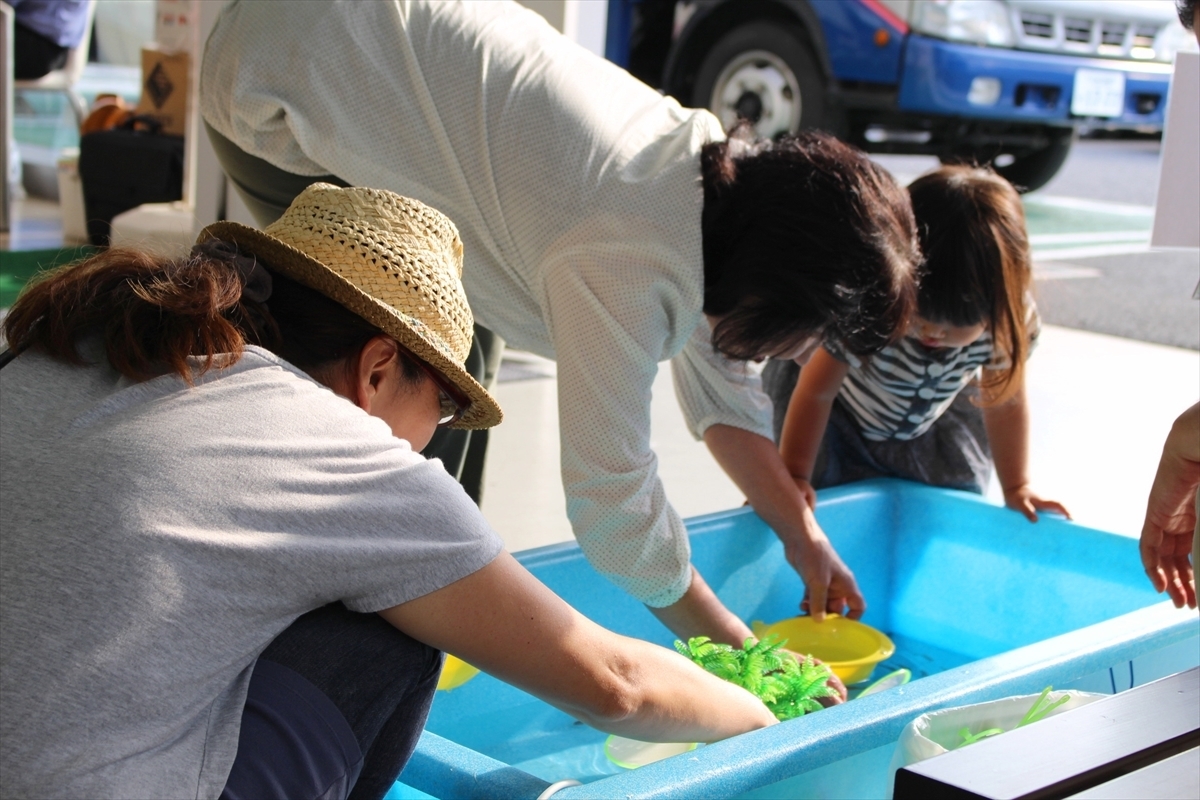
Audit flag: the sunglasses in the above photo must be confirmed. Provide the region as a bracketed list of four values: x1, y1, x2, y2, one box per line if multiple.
[407, 352, 471, 427]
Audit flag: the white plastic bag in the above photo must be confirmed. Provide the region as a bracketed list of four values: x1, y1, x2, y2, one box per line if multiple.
[884, 690, 1105, 799]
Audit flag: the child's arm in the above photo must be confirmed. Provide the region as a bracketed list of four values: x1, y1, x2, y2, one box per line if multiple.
[981, 378, 1071, 522]
[779, 347, 850, 498]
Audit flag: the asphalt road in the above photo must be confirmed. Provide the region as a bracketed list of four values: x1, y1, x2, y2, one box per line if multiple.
[1036, 250, 1199, 350]
[873, 138, 1200, 352]
[1038, 137, 1164, 207]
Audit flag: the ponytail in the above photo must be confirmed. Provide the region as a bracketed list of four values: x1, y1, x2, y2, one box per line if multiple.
[2, 247, 265, 384]
[1, 241, 393, 386]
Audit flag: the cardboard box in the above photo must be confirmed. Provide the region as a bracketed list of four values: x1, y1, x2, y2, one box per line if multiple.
[136, 47, 189, 137]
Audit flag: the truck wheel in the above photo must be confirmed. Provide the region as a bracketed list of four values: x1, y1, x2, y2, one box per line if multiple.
[692, 22, 826, 138]
[942, 132, 1074, 193]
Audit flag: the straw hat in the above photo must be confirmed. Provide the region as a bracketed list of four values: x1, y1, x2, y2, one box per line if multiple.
[198, 183, 502, 429]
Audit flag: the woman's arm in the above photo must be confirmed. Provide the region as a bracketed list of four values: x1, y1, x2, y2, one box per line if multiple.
[981, 379, 1069, 522]
[1140, 401, 1199, 609]
[378, 552, 778, 743]
[779, 349, 850, 489]
[703, 423, 865, 622]
[645, 566, 754, 647]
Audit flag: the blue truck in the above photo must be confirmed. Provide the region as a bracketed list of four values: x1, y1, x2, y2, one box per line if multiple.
[603, 0, 1191, 190]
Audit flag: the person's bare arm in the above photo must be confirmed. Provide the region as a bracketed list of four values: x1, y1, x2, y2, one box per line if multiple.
[1140, 401, 1200, 609]
[378, 552, 778, 743]
[703, 423, 865, 622]
[779, 349, 850, 493]
[980, 380, 1069, 522]
[645, 566, 754, 647]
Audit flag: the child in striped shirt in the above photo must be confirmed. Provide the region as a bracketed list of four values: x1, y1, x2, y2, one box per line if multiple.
[765, 165, 1069, 522]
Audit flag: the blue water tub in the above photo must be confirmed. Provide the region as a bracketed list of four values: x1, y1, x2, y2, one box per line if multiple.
[392, 479, 1199, 800]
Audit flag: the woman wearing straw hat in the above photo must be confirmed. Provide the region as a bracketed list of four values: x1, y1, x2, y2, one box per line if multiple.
[0, 184, 780, 800]
[200, 1, 919, 647]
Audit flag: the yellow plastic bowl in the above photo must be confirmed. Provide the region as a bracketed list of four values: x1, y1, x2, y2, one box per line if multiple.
[751, 615, 895, 685]
[437, 655, 480, 691]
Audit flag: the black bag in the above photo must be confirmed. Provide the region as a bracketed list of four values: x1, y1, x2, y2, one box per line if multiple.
[78, 115, 184, 246]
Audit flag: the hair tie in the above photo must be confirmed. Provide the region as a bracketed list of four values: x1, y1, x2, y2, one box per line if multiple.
[192, 239, 274, 303]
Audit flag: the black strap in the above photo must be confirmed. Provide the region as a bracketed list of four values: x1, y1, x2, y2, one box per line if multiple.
[0, 349, 14, 370]
[117, 114, 166, 135]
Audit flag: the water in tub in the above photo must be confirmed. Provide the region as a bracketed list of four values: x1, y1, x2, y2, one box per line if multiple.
[427, 629, 975, 784]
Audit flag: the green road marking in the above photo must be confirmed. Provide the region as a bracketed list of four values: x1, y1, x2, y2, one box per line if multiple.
[1023, 196, 1153, 260]
[1023, 196, 1152, 240]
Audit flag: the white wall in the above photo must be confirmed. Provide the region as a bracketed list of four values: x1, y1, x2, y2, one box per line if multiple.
[1151, 51, 1200, 249]
[517, 0, 608, 58]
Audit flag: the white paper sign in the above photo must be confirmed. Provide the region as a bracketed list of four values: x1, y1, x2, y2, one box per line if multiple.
[1071, 69, 1126, 118]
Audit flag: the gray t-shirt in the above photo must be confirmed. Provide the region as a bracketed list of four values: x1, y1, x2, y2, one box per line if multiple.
[0, 343, 503, 799]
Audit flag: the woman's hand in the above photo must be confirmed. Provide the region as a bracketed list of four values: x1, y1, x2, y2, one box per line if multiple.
[787, 523, 866, 622]
[789, 482, 865, 623]
[703, 425, 867, 623]
[781, 649, 847, 704]
[1002, 484, 1071, 523]
[788, 479, 866, 621]
[1140, 402, 1200, 610]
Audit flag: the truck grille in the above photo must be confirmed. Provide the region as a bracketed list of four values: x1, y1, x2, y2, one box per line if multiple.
[1063, 18, 1092, 44]
[1015, 8, 1165, 59]
[1132, 25, 1158, 48]
[1021, 11, 1053, 39]
[1100, 21, 1128, 47]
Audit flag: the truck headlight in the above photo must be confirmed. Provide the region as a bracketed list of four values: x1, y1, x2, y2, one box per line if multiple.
[911, 0, 1016, 48]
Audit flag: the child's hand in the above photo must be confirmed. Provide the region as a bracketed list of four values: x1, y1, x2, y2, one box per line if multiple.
[793, 477, 817, 510]
[1003, 484, 1071, 523]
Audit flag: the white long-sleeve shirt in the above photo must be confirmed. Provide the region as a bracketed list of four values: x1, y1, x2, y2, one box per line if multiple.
[201, 0, 773, 606]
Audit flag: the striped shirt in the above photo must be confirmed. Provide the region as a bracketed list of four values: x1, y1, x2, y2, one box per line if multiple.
[826, 304, 1040, 442]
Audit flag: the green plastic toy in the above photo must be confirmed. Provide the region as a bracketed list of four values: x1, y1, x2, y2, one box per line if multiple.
[956, 686, 1072, 749]
[674, 634, 839, 721]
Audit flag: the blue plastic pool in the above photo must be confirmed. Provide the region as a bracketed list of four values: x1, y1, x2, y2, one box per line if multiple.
[391, 479, 1199, 799]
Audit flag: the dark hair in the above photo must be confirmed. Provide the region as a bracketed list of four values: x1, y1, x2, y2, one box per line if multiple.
[699, 129, 919, 360]
[1, 244, 423, 387]
[908, 165, 1033, 405]
[1179, 0, 1196, 29]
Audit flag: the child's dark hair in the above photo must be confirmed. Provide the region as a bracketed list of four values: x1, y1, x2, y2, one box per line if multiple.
[908, 165, 1034, 405]
[700, 129, 919, 360]
[1, 244, 424, 387]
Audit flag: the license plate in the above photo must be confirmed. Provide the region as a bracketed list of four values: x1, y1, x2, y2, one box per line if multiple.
[1071, 69, 1126, 117]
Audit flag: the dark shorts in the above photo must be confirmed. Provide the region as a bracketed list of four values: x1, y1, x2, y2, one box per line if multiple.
[222, 605, 444, 800]
[222, 659, 363, 800]
[14, 23, 69, 81]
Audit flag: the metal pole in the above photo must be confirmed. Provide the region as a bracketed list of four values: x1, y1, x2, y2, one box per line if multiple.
[1, 1, 14, 235]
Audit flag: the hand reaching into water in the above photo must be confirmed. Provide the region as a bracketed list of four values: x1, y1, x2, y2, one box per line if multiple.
[787, 478, 867, 622]
[702, 425, 867, 623]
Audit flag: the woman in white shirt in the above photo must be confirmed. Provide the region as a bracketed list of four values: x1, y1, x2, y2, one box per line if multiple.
[0, 184, 779, 800]
[200, 1, 920, 646]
